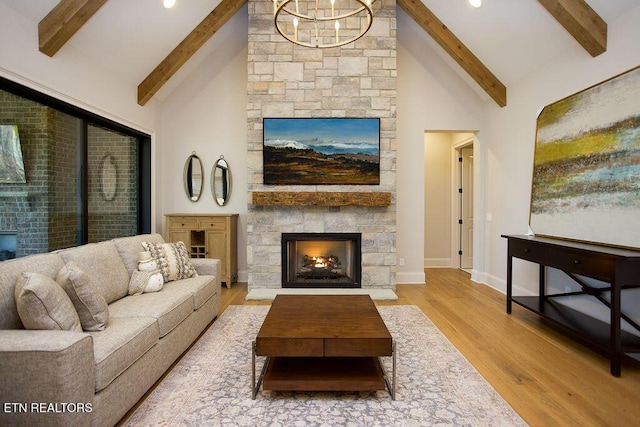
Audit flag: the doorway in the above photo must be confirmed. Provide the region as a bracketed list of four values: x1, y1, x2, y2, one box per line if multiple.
[424, 132, 475, 271]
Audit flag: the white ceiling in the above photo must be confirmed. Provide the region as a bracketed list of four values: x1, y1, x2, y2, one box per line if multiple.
[1, 0, 638, 104]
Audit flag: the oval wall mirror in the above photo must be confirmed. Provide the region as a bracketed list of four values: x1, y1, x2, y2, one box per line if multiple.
[183, 152, 204, 202]
[100, 154, 117, 201]
[212, 155, 231, 206]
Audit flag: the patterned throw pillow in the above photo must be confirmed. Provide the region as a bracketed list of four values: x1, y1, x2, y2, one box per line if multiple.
[57, 262, 109, 331]
[141, 241, 197, 283]
[15, 272, 82, 332]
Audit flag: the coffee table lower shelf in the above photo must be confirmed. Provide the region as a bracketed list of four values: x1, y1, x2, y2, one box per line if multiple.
[263, 357, 386, 391]
[252, 342, 397, 399]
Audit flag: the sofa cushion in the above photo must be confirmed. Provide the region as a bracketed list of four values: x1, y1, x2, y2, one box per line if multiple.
[57, 262, 110, 331]
[88, 316, 158, 392]
[108, 291, 193, 337]
[112, 233, 165, 276]
[15, 272, 82, 332]
[142, 241, 197, 283]
[0, 253, 65, 329]
[57, 241, 130, 304]
[162, 276, 217, 310]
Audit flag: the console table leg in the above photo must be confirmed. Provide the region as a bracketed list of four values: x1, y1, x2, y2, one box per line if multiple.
[506, 254, 513, 314]
[611, 274, 622, 377]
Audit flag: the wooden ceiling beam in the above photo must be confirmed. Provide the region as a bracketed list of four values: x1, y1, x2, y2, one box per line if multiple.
[39, 0, 109, 57]
[137, 0, 247, 106]
[537, 0, 607, 57]
[397, 0, 507, 107]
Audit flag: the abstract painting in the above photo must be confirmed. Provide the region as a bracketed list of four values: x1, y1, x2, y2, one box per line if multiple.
[263, 118, 380, 185]
[530, 66, 640, 249]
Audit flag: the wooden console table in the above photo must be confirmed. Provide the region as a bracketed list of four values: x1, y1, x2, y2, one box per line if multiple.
[502, 234, 640, 376]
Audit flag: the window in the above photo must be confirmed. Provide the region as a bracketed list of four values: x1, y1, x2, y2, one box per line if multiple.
[0, 77, 151, 259]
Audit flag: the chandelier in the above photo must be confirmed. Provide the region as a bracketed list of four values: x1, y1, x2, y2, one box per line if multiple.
[272, 0, 376, 48]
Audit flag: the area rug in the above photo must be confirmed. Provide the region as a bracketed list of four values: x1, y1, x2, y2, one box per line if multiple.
[124, 305, 527, 426]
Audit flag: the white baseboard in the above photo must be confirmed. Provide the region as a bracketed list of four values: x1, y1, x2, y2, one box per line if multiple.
[397, 271, 426, 284]
[237, 269, 248, 283]
[471, 270, 488, 286]
[477, 272, 534, 297]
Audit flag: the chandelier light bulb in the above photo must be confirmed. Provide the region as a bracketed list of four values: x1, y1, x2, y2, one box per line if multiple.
[163, 0, 176, 9]
[469, 0, 482, 8]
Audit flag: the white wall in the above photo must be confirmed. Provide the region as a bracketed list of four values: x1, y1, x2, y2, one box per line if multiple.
[483, 4, 640, 295]
[157, 10, 249, 281]
[423, 132, 453, 267]
[396, 8, 486, 284]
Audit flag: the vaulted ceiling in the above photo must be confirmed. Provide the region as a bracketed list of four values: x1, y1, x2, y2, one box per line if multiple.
[2, 0, 637, 108]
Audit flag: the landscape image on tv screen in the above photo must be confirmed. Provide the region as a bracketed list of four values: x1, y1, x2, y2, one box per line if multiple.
[263, 118, 380, 185]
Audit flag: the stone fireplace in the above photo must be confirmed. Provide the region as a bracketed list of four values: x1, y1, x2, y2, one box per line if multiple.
[282, 233, 362, 288]
[246, 0, 397, 292]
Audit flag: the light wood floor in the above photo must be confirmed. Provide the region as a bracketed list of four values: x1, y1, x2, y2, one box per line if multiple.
[221, 268, 640, 427]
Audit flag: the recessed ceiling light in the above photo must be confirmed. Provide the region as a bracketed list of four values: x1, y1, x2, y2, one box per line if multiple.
[163, 0, 176, 8]
[469, 0, 482, 8]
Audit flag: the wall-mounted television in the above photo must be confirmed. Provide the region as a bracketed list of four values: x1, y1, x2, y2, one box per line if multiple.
[263, 117, 380, 185]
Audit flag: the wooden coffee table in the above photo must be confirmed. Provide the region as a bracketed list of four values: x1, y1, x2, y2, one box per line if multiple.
[251, 295, 396, 399]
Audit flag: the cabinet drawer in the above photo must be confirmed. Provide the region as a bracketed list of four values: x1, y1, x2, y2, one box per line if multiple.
[508, 239, 550, 264]
[198, 219, 226, 231]
[547, 248, 613, 281]
[168, 218, 198, 229]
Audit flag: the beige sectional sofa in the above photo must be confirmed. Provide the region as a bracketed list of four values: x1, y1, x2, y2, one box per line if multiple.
[0, 233, 221, 427]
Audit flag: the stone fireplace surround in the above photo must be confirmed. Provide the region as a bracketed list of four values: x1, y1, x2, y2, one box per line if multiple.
[246, 0, 397, 293]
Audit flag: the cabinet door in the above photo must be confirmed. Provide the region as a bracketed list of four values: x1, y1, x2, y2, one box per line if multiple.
[169, 230, 191, 255]
[205, 230, 227, 277]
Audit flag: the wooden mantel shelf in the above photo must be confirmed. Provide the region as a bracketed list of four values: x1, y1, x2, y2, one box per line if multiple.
[251, 192, 392, 207]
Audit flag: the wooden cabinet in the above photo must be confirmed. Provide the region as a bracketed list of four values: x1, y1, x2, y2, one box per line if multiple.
[165, 214, 238, 288]
[502, 234, 640, 376]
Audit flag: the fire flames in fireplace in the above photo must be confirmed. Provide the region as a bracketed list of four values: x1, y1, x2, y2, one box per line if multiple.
[300, 254, 343, 279]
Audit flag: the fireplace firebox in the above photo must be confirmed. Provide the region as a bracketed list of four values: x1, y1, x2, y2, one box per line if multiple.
[282, 233, 362, 288]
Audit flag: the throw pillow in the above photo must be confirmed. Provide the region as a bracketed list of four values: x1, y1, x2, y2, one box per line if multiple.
[15, 272, 82, 332]
[57, 262, 109, 331]
[141, 241, 198, 283]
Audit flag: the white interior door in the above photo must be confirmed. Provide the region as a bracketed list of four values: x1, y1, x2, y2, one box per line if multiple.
[460, 146, 474, 269]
